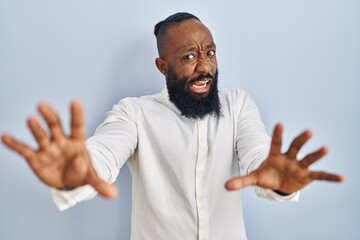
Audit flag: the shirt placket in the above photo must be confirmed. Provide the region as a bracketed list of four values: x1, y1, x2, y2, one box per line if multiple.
[195, 119, 209, 240]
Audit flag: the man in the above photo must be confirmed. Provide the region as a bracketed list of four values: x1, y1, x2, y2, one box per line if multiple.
[1, 12, 343, 239]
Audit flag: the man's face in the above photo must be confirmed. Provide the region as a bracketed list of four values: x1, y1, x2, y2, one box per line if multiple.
[156, 19, 220, 119]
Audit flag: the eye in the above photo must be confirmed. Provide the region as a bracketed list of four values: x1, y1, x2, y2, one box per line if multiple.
[207, 50, 216, 57]
[183, 54, 195, 60]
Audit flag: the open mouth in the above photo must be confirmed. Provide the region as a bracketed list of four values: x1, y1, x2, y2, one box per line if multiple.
[189, 79, 212, 94]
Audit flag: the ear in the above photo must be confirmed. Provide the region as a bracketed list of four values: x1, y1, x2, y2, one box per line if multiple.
[155, 58, 167, 76]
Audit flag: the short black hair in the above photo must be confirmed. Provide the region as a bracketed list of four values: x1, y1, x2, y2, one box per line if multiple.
[154, 12, 201, 56]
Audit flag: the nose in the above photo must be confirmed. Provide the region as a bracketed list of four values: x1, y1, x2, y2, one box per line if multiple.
[195, 57, 212, 74]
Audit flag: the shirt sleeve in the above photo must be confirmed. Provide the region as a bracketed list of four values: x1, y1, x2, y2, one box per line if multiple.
[51, 98, 138, 211]
[234, 90, 299, 202]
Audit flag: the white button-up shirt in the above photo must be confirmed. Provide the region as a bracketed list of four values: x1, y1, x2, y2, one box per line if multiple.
[52, 88, 299, 240]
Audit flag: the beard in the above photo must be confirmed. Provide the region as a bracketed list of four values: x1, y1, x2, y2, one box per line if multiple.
[166, 68, 222, 120]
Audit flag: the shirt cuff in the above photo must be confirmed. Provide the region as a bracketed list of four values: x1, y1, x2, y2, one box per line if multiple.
[51, 185, 98, 211]
[252, 186, 300, 202]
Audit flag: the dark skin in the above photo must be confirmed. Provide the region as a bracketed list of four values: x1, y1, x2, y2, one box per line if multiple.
[155, 20, 217, 97]
[1, 102, 117, 199]
[1, 19, 343, 200]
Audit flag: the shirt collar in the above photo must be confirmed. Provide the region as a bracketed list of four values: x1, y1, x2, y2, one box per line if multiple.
[157, 87, 182, 116]
[157, 87, 209, 122]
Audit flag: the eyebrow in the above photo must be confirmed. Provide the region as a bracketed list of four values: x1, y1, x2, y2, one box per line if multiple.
[206, 43, 217, 49]
[177, 43, 216, 54]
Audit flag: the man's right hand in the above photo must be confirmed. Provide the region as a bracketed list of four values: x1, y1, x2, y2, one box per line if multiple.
[1, 101, 117, 199]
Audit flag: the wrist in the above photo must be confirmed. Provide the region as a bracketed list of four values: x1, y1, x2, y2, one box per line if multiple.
[273, 190, 292, 196]
[58, 186, 76, 191]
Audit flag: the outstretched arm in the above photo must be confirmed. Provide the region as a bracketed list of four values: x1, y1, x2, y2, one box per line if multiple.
[1, 101, 117, 199]
[226, 123, 344, 194]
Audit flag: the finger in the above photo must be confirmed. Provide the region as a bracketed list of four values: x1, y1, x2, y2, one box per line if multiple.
[225, 173, 257, 191]
[285, 130, 312, 159]
[27, 116, 50, 149]
[299, 146, 328, 168]
[1, 134, 38, 167]
[309, 171, 345, 182]
[70, 101, 85, 140]
[38, 104, 65, 140]
[269, 123, 283, 156]
[87, 170, 118, 199]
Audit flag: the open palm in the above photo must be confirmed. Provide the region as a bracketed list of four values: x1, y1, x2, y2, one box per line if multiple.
[1, 101, 117, 198]
[226, 124, 344, 194]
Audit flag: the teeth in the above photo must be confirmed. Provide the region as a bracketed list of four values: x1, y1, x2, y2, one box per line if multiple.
[191, 80, 209, 89]
[193, 84, 205, 89]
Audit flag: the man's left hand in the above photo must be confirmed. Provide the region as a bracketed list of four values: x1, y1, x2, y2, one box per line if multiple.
[225, 123, 344, 194]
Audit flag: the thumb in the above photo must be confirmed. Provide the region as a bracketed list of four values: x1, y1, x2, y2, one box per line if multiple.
[225, 173, 258, 191]
[87, 170, 118, 199]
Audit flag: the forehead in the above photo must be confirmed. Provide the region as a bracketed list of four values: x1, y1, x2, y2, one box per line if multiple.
[163, 19, 215, 55]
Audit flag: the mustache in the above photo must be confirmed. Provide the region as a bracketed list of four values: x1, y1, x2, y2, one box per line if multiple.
[188, 73, 214, 85]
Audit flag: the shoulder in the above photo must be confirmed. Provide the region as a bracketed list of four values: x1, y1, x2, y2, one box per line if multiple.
[116, 91, 162, 107]
[219, 88, 260, 115]
[219, 88, 253, 105]
[111, 91, 164, 118]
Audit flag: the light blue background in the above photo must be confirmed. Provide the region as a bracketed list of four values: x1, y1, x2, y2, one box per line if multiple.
[0, 1, 359, 239]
